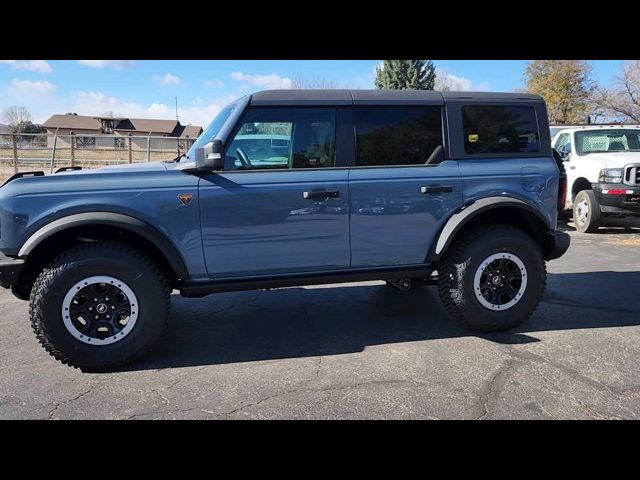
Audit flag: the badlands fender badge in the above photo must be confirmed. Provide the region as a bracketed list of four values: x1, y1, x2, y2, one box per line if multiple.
[178, 193, 193, 206]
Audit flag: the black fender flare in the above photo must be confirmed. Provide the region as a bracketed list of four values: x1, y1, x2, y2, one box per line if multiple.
[427, 196, 551, 262]
[18, 212, 189, 279]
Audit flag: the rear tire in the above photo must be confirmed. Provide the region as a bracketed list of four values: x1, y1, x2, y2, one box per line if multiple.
[438, 225, 546, 332]
[573, 190, 601, 233]
[29, 242, 170, 370]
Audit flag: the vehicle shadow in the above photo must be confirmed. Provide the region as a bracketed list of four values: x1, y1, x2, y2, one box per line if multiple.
[111, 270, 640, 372]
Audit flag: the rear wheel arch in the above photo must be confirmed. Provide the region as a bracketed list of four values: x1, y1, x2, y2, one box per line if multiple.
[429, 198, 552, 264]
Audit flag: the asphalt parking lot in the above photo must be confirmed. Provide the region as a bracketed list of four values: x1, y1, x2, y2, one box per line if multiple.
[1, 218, 639, 420]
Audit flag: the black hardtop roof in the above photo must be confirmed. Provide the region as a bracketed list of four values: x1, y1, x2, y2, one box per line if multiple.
[249, 89, 543, 106]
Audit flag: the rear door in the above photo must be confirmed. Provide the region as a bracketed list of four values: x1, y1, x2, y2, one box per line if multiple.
[348, 103, 463, 268]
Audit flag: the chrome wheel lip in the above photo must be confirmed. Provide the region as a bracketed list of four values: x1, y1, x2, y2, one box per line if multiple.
[61, 275, 139, 346]
[575, 199, 589, 225]
[473, 253, 528, 311]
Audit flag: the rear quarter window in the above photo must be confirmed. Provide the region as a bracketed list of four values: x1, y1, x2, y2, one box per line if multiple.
[462, 105, 540, 155]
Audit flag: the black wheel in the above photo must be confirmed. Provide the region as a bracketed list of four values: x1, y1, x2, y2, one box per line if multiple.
[438, 225, 546, 332]
[573, 190, 601, 233]
[29, 242, 170, 370]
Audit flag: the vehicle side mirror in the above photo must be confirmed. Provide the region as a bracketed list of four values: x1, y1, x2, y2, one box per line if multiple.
[556, 144, 571, 161]
[194, 139, 224, 171]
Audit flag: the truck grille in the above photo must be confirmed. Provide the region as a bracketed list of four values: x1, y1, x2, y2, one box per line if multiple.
[624, 164, 640, 185]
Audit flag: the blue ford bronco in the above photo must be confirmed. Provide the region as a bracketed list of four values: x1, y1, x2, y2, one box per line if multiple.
[0, 90, 570, 370]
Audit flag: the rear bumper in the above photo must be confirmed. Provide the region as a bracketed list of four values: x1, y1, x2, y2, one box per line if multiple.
[0, 252, 24, 288]
[593, 183, 640, 216]
[543, 230, 571, 261]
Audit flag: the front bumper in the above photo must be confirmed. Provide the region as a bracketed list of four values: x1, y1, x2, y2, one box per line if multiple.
[543, 230, 571, 261]
[593, 183, 640, 216]
[0, 252, 24, 288]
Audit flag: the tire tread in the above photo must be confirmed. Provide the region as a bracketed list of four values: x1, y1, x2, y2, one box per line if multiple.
[438, 224, 547, 332]
[29, 241, 170, 370]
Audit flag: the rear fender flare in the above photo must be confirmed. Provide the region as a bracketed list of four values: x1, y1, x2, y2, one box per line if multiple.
[428, 196, 551, 262]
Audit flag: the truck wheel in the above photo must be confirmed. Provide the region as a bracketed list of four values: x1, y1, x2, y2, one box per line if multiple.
[438, 225, 546, 333]
[573, 190, 601, 233]
[29, 242, 170, 370]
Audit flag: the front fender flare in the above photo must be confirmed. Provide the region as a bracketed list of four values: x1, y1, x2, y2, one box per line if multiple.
[428, 196, 551, 262]
[18, 212, 189, 279]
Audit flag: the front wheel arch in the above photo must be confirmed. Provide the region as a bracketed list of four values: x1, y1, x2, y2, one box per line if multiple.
[15, 216, 187, 297]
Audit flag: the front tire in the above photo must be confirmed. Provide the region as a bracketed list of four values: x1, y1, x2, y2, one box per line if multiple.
[29, 242, 170, 370]
[573, 189, 601, 233]
[438, 225, 546, 332]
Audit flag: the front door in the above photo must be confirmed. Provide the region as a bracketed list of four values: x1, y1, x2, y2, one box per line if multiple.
[348, 105, 462, 267]
[198, 107, 350, 278]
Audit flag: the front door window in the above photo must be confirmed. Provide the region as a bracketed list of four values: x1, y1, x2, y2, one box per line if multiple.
[225, 108, 336, 170]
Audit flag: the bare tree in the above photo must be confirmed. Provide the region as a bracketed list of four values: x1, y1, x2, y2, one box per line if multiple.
[291, 73, 338, 89]
[434, 71, 472, 91]
[596, 61, 640, 122]
[2, 105, 32, 128]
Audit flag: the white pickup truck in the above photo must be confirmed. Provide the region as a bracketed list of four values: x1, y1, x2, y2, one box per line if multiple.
[551, 125, 640, 232]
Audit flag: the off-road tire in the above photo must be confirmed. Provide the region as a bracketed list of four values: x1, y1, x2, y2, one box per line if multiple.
[573, 189, 601, 233]
[438, 225, 546, 332]
[29, 242, 170, 370]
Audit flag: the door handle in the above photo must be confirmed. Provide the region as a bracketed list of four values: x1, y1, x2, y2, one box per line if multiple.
[303, 190, 340, 199]
[421, 185, 453, 194]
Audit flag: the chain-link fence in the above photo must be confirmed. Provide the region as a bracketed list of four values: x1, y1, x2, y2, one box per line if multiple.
[0, 133, 198, 179]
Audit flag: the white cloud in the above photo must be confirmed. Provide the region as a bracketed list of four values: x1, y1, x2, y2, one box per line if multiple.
[205, 78, 224, 88]
[230, 71, 293, 89]
[77, 60, 135, 70]
[154, 73, 181, 86]
[435, 70, 490, 92]
[73, 90, 237, 127]
[0, 60, 51, 73]
[9, 79, 56, 94]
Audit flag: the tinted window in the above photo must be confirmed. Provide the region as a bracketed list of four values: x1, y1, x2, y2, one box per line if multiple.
[354, 107, 443, 166]
[462, 105, 540, 155]
[225, 108, 335, 170]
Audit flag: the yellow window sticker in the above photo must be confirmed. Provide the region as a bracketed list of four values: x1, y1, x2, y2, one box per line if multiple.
[468, 134, 479, 143]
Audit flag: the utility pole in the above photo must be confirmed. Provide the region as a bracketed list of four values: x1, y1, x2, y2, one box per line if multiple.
[175, 96, 179, 122]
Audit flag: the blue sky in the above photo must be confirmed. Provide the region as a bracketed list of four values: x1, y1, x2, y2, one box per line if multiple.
[0, 60, 626, 127]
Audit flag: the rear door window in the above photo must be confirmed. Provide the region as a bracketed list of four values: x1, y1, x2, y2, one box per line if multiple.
[354, 106, 443, 166]
[462, 105, 540, 155]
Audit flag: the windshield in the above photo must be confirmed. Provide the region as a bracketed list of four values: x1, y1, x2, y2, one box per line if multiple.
[185, 102, 237, 159]
[575, 129, 640, 156]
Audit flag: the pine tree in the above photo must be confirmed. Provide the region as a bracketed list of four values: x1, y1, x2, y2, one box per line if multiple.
[374, 60, 436, 90]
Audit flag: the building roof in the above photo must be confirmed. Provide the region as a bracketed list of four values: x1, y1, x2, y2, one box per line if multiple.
[115, 118, 179, 134]
[175, 124, 203, 138]
[42, 114, 102, 131]
[43, 114, 202, 137]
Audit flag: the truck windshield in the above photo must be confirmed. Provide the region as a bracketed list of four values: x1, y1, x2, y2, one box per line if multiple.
[575, 129, 640, 155]
[185, 102, 237, 159]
